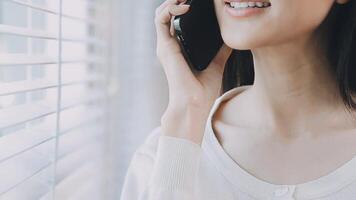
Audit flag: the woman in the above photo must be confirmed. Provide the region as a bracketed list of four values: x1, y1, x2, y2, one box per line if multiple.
[121, 0, 356, 199]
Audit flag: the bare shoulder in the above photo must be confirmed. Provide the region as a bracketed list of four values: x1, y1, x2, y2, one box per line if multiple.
[212, 87, 254, 144]
[214, 86, 254, 129]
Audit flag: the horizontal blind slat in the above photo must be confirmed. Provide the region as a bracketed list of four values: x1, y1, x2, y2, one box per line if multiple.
[0, 102, 56, 130]
[55, 145, 102, 184]
[0, 165, 52, 199]
[57, 127, 103, 159]
[65, 177, 104, 200]
[0, 163, 52, 195]
[54, 162, 102, 200]
[5, 0, 100, 23]
[0, 55, 106, 66]
[0, 24, 106, 45]
[62, 75, 106, 86]
[60, 109, 106, 134]
[0, 78, 105, 96]
[0, 55, 58, 66]
[0, 141, 53, 195]
[0, 80, 57, 96]
[0, 124, 55, 163]
[61, 92, 107, 110]
[0, 24, 57, 40]
[5, 0, 59, 15]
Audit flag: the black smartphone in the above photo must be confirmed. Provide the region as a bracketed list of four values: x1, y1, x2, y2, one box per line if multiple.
[173, 0, 223, 71]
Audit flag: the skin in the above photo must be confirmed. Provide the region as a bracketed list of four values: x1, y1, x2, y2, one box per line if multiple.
[212, 0, 356, 184]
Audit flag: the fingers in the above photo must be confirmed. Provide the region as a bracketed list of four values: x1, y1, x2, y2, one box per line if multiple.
[155, 2, 190, 41]
[155, 0, 188, 37]
[155, 0, 186, 16]
[170, 17, 176, 36]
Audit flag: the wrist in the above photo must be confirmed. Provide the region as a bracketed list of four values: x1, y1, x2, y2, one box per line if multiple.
[161, 110, 208, 145]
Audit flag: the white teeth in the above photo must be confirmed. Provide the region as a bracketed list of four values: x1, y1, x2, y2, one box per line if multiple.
[240, 2, 248, 8]
[231, 2, 248, 8]
[229, 1, 270, 9]
[248, 2, 256, 7]
[256, 2, 263, 7]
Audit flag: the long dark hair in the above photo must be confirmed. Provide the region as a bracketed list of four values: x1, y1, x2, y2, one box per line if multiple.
[222, 1, 356, 112]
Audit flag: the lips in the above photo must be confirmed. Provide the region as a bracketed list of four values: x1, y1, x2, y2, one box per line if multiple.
[223, 0, 271, 9]
[224, 0, 270, 3]
[223, 0, 271, 18]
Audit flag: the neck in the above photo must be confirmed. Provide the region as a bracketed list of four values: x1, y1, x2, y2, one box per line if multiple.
[249, 34, 344, 135]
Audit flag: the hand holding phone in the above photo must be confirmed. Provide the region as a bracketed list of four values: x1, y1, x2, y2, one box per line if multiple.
[154, 0, 232, 145]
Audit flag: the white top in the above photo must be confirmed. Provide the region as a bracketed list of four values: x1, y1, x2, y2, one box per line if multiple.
[120, 85, 356, 200]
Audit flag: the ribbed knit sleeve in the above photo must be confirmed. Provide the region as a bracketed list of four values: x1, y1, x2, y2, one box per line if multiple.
[120, 127, 202, 200]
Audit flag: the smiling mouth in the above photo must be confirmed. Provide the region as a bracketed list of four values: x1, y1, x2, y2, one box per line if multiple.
[224, 1, 271, 9]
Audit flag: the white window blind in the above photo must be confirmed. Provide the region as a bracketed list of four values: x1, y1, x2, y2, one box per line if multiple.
[0, 0, 112, 199]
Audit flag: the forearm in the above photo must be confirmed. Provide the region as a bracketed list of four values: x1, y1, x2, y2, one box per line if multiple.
[161, 104, 210, 146]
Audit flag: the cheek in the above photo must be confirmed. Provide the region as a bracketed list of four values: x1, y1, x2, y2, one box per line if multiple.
[270, 1, 334, 42]
[215, 0, 334, 49]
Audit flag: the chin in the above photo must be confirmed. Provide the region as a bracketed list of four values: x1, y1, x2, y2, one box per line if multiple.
[221, 31, 270, 50]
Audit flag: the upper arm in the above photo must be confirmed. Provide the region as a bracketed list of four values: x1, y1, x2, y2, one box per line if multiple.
[120, 126, 162, 200]
[120, 126, 202, 200]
